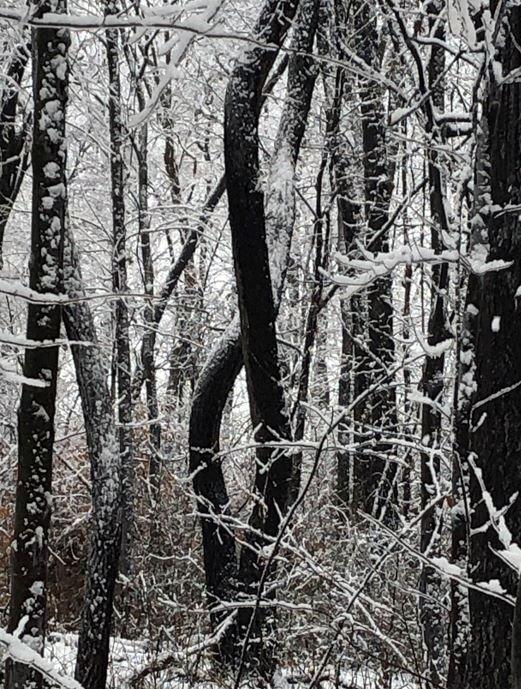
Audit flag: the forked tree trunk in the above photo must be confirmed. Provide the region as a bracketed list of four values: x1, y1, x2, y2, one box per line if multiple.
[189, 0, 317, 668]
[224, 1, 301, 675]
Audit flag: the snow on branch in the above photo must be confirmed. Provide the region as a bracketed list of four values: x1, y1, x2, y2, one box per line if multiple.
[0, 5, 223, 33]
[0, 364, 50, 388]
[0, 278, 65, 304]
[130, 0, 224, 126]
[324, 244, 512, 298]
[362, 511, 515, 606]
[0, 624, 84, 689]
[468, 454, 521, 575]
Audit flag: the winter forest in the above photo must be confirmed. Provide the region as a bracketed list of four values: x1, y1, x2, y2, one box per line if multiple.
[1, 0, 521, 687]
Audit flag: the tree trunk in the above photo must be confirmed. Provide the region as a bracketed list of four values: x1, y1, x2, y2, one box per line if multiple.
[350, 0, 397, 520]
[324, 53, 363, 509]
[62, 228, 122, 689]
[105, 1, 134, 575]
[464, 5, 521, 688]
[418, 3, 450, 682]
[190, 0, 316, 667]
[224, 0, 301, 674]
[6, 5, 69, 688]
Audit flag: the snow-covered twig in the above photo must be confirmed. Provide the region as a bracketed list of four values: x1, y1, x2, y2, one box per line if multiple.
[361, 511, 515, 606]
[324, 244, 512, 299]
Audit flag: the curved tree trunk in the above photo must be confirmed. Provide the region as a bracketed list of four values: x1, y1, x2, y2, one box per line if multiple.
[189, 0, 317, 670]
[224, 0, 298, 671]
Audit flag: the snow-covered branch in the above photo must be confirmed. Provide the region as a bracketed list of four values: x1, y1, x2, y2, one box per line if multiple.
[325, 244, 512, 298]
[0, 625, 84, 689]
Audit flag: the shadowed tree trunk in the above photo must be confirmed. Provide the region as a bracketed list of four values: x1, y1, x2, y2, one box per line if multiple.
[350, 0, 397, 520]
[6, 4, 69, 688]
[224, 0, 298, 671]
[418, 2, 451, 683]
[463, 4, 521, 688]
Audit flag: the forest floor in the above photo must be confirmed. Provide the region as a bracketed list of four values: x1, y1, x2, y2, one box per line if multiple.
[45, 632, 418, 689]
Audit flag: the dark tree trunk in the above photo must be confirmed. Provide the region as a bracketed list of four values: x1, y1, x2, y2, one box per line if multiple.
[188, 320, 243, 662]
[446, 275, 475, 689]
[189, 0, 316, 667]
[464, 5, 521, 688]
[224, 1, 301, 675]
[418, 3, 450, 683]
[350, 0, 397, 520]
[324, 51, 363, 509]
[265, 0, 319, 503]
[289, 179, 327, 504]
[6, 5, 69, 688]
[136, 120, 162, 512]
[513, 577, 521, 689]
[105, 1, 134, 575]
[65, 229, 122, 689]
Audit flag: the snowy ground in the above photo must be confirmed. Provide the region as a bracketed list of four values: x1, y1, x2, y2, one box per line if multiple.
[42, 632, 418, 689]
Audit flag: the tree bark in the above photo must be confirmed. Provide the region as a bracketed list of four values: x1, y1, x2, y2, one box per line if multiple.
[464, 5, 521, 688]
[105, 1, 134, 575]
[6, 5, 69, 688]
[418, 3, 450, 682]
[346, 0, 397, 521]
[64, 228, 122, 689]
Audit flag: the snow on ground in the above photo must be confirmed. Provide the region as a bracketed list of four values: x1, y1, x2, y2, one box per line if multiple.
[42, 633, 418, 689]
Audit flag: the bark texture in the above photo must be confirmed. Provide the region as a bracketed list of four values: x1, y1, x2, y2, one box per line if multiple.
[6, 5, 69, 688]
[105, 1, 134, 575]
[66, 230, 121, 689]
[464, 5, 521, 688]
[418, 2, 450, 682]
[350, 0, 397, 519]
